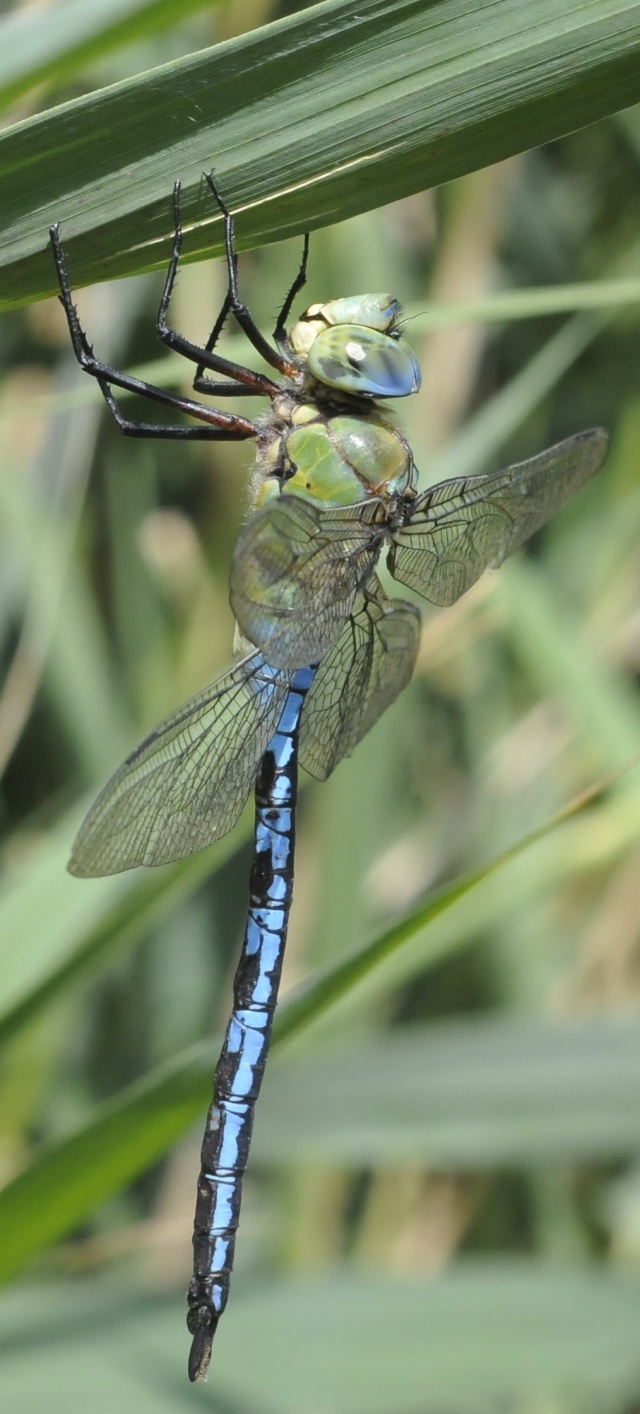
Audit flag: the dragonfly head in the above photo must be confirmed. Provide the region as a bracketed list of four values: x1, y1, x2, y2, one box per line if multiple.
[290, 295, 421, 399]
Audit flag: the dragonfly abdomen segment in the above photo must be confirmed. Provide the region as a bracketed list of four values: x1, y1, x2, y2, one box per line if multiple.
[187, 666, 315, 1381]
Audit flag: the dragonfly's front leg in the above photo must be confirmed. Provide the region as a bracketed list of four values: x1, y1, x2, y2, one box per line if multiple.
[203, 172, 300, 379]
[156, 182, 281, 399]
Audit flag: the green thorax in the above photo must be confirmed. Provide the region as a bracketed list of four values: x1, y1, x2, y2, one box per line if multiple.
[257, 397, 417, 511]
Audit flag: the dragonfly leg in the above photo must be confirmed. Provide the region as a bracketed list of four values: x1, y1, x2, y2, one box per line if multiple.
[192, 238, 310, 393]
[203, 171, 300, 379]
[193, 192, 309, 384]
[156, 182, 280, 399]
[272, 232, 310, 354]
[49, 223, 258, 441]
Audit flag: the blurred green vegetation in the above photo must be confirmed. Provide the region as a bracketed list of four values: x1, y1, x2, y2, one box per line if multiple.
[1, 1, 640, 1410]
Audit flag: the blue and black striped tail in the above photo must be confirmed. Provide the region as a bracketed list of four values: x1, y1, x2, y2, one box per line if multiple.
[187, 665, 316, 1381]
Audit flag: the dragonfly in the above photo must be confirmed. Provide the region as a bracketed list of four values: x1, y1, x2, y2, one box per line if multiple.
[51, 176, 609, 1381]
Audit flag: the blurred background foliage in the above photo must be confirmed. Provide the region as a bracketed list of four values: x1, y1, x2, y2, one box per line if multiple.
[1, 1, 640, 1411]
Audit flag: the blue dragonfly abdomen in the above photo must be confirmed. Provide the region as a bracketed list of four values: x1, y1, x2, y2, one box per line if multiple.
[187, 666, 316, 1382]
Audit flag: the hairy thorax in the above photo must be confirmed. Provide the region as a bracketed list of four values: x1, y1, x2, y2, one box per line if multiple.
[253, 391, 418, 512]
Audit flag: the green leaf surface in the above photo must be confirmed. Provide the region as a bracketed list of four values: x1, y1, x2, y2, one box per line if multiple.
[0, 1040, 211, 1282]
[256, 1016, 640, 1166]
[2, 0, 640, 306]
[0, 810, 243, 1046]
[0, 0, 218, 110]
[275, 759, 640, 1042]
[1, 1265, 640, 1412]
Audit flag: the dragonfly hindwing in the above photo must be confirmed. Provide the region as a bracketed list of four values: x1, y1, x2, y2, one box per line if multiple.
[230, 494, 383, 670]
[299, 577, 420, 780]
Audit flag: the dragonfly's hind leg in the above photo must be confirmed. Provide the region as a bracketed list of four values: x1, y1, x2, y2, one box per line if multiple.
[49, 222, 257, 441]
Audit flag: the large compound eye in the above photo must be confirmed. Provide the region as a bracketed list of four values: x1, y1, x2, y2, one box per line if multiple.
[306, 324, 421, 397]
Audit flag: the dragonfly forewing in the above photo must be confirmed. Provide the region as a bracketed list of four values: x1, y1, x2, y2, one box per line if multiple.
[299, 577, 420, 780]
[229, 494, 382, 670]
[388, 428, 609, 606]
[69, 655, 292, 875]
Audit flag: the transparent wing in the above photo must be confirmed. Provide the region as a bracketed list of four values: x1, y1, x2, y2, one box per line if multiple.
[299, 577, 421, 781]
[388, 428, 609, 606]
[69, 654, 292, 876]
[229, 494, 382, 670]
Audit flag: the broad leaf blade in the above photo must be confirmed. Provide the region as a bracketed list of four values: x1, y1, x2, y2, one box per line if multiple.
[1, 1265, 640, 1412]
[0, 0, 219, 109]
[1, 0, 640, 306]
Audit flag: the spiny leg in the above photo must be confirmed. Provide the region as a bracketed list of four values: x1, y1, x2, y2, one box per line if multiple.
[192, 290, 235, 395]
[49, 222, 257, 441]
[203, 171, 300, 378]
[272, 231, 310, 354]
[156, 182, 280, 399]
[194, 229, 309, 391]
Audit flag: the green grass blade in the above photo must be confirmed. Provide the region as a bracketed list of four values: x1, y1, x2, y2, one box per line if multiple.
[0, 0, 219, 109]
[0, 1041, 213, 1281]
[275, 756, 640, 1043]
[1, 1265, 640, 1411]
[0, 812, 246, 1048]
[2, 0, 640, 306]
[255, 1016, 640, 1166]
[411, 276, 640, 327]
